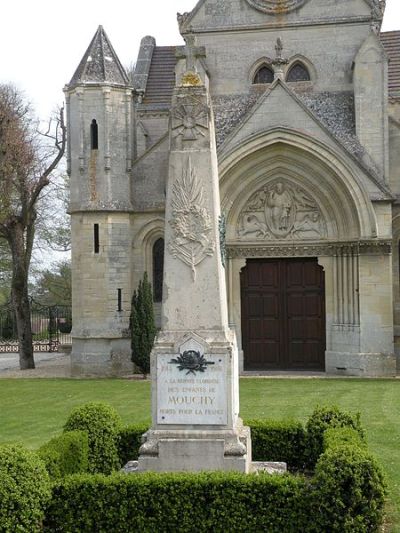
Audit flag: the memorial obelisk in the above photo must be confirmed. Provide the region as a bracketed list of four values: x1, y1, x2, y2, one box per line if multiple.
[138, 35, 251, 473]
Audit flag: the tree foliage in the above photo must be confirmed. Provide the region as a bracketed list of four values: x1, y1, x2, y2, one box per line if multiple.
[0, 84, 66, 369]
[32, 260, 71, 306]
[130, 272, 156, 376]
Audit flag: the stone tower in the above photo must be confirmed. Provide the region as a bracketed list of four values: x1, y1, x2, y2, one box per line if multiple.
[65, 26, 134, 376]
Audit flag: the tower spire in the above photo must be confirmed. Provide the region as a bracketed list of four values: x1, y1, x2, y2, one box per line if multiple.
[69, 25, 129, 87]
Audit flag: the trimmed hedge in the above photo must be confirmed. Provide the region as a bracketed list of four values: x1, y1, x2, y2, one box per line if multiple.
[117, 420, 308, 469]
[246, 418, 307, 470]
[118, 422, 150, 466]
[43, 433, 385, 533]
[312, 442, 386, 532]
[38, 430, 89, 479]
[64, 402, 122, 475]
[41, 406, 385, 532]
[0, 444, 51, 532]
[306, 405, 365, 467]
[44, 471, 311, 532]
[0, 405, 384, 532]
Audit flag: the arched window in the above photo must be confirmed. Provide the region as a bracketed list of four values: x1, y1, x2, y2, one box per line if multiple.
[153, 238, 164, 303]
[90, 119, 98, 150]
[286, 63, 310, 82]
[253, 65, 274, 84]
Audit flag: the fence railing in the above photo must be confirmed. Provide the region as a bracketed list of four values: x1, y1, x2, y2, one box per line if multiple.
[0, 300, 72, 353]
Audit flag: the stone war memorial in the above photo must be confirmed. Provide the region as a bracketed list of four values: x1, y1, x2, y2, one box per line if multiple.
[65, 0, 400, 388]
[137, 42, 251, 472]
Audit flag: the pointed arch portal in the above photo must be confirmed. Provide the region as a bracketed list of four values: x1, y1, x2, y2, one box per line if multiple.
[219, 131, 382, 372]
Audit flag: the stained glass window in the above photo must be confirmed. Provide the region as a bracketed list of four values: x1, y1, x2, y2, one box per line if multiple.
[253, 66, 274, 84]
[286, 63, 310, 82]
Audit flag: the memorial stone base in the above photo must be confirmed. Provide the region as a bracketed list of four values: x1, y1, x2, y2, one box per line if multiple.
[137, 331, 252, 473]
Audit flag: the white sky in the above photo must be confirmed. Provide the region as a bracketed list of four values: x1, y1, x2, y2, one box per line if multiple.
[0, 0, 399, 121]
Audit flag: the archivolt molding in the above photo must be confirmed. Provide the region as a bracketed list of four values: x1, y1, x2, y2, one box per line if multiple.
[249, 57, 274, 84]
[219, 129, 378, 240]
[134, 217, 165, 248]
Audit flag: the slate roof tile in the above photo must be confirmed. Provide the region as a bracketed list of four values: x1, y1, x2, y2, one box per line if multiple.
[381, 31, 400, 101]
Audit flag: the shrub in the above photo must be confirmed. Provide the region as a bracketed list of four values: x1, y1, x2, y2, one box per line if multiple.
[42, 410, 385, 532]
[64, 402, 122, 475]
[117, 420, 307, 469]
[312, 437, 386, 532]
[306, 405, 365, 467]
[44, 471, 310, 532]
[38, 430, 89, 479]
[323, 426, 367, 452]
[130, 272, 156, 375]
[245, 419, 307, 470]
[0, 311, 15, 340]
[118, 423, 150, 466]
[0, 444, 51, 532]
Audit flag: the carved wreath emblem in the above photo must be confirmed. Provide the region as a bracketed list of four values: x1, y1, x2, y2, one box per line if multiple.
[172, 97, 208, 141]
[168, 158, 215, 281]
[245, 0, 310, 14]
[169, 350, 215, 375]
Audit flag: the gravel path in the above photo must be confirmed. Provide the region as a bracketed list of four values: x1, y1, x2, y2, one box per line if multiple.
[0, 352, 72, 378]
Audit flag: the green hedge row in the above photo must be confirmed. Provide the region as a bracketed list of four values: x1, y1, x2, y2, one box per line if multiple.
[43, 429, 385, 532]
[36, 404, 367, 477]
[44, 471, 310, 533]
[0, 404, 386, 532]
[118, 406, 363, 471]
[118, 419, 308, 470]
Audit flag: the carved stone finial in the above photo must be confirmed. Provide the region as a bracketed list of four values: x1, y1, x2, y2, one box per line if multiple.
[177, 12, 190, 31]
[272, 37, 288, 80]
[275, 38, 283, 60]
[370, 0, 386, 34]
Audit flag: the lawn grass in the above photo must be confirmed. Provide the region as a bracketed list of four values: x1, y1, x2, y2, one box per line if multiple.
[0, 378, 399, 531]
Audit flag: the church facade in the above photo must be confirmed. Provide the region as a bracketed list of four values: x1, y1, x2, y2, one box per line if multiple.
[65, 0, 400, 377]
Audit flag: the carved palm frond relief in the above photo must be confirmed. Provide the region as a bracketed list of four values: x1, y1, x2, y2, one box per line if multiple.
[168, 158, 215, 281]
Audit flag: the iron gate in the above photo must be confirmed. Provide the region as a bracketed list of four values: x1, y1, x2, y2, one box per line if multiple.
[0, 300, 72, 353]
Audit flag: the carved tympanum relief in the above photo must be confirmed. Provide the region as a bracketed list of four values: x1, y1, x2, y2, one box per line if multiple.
[245, 0, 310, 14]
[237, 180, 327, 240]
[168, 158, 215, 281]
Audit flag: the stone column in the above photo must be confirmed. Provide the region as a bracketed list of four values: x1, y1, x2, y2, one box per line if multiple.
[138, 65, 251, 473]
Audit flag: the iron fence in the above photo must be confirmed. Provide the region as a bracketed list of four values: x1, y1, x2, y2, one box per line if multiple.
[0, 300, 72, 353]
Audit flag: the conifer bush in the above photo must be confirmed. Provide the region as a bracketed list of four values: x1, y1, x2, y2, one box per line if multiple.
[0, 444, 51, 532]
[63, 402, 122, 475]
[130, 272, 156, 376]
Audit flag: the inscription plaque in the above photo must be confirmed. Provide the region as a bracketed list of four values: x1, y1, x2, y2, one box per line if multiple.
[157, 353, 228, 425]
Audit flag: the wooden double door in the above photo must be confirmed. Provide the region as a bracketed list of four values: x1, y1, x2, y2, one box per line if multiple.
[241, 258, 325, 371]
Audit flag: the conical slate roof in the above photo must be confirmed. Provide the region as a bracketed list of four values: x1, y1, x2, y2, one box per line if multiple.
[69, 26, 129, 86]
